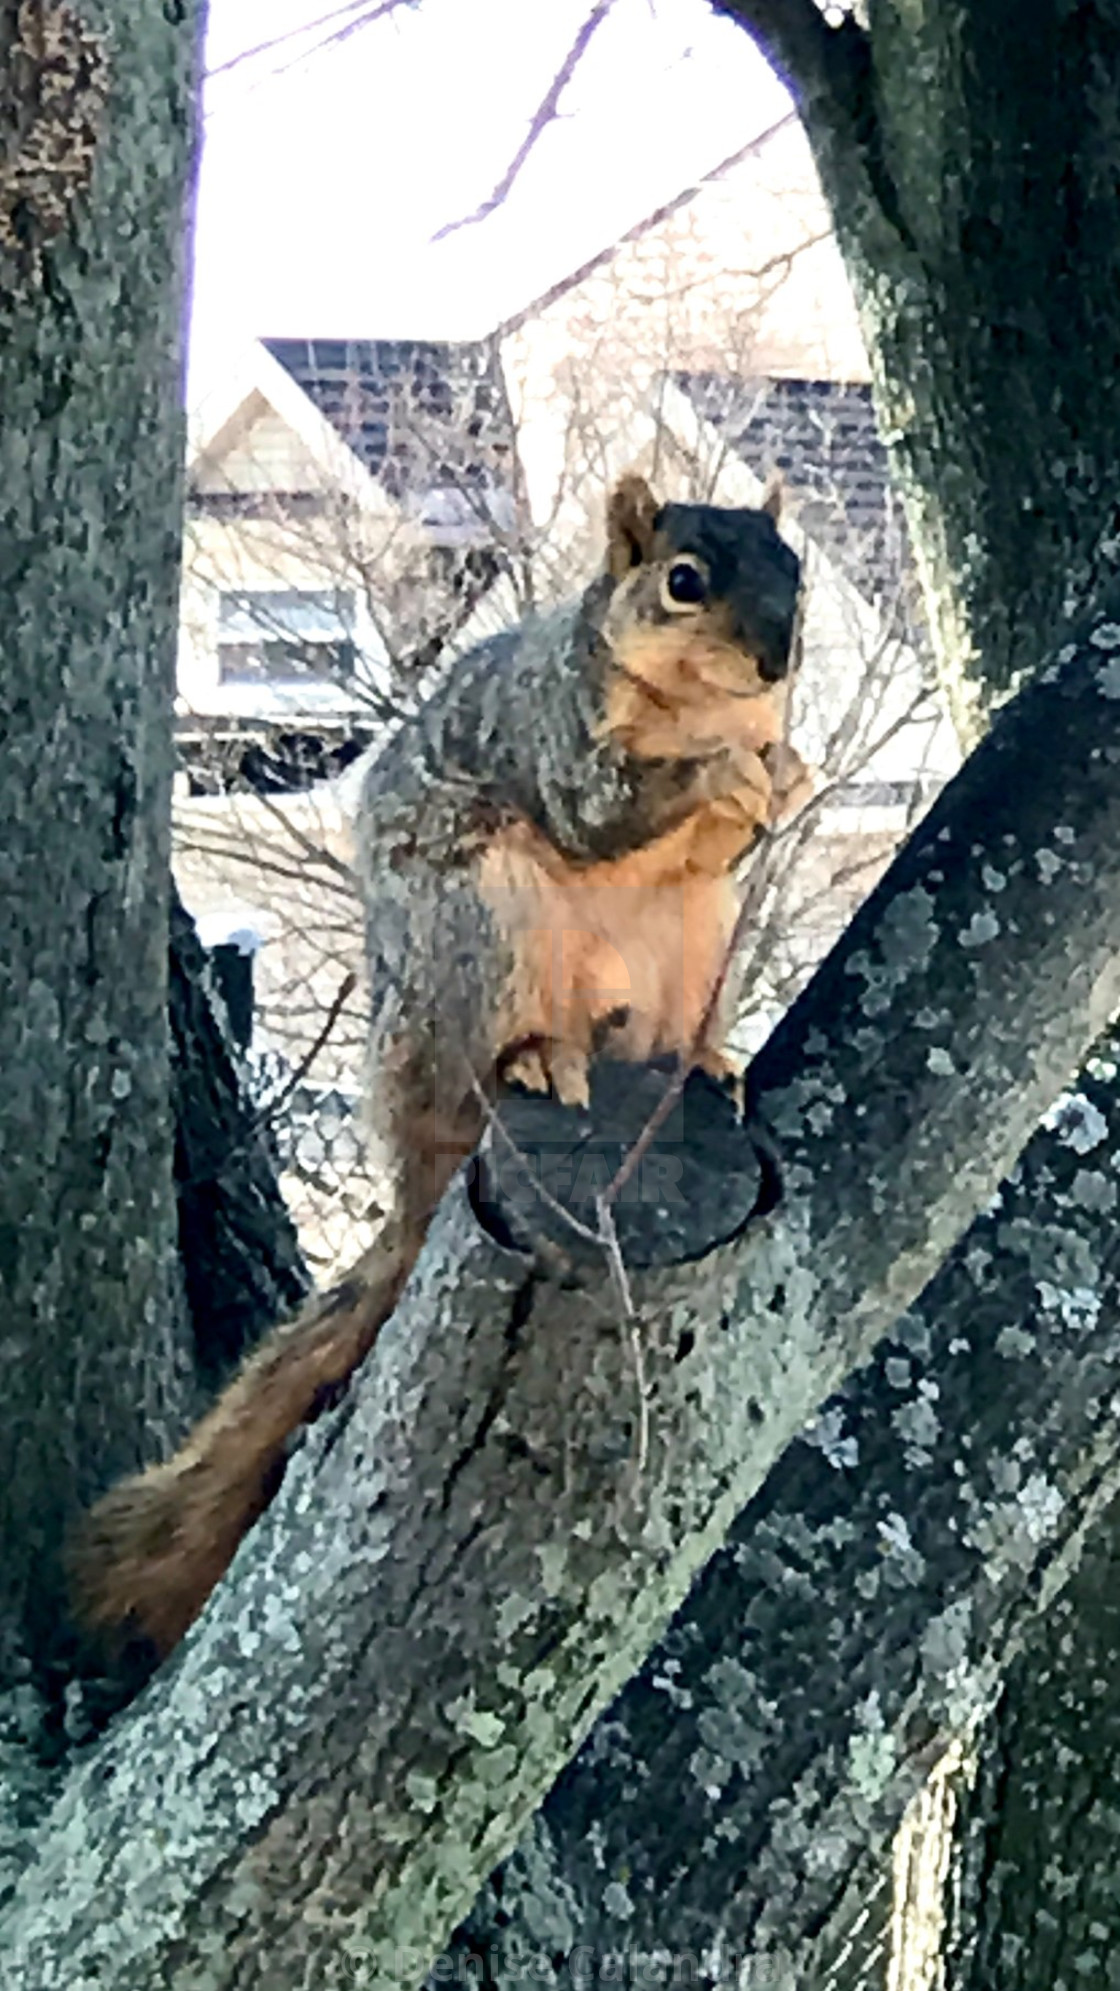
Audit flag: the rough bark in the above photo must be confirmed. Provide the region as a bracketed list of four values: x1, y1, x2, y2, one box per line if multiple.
[449, 1042, 1120, 1989]
[702, 7, 1120, 1977]
[716, 0, 1120, 739]
[0, 0, 205, 1679]
[6, 599, 1120, 1986]
[943, 1508, 1120, 1991]
[169, 887, 309, 1386]
[0, 900, 312, 1856]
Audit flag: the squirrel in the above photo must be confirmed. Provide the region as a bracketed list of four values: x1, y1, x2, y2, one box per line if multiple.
[71, 472, 810, 1659]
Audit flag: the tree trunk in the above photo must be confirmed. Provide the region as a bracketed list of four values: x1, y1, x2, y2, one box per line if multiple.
[447, 1021, 1120, 1989]
[168, 886, 309, 1387]
[718, 0, 1120, 740]
[0, 0, 206, 1679]
[7, 601, 1120, 1984]
[942, 1510, 1120, 1991]
[701, 6, 1120, 1978]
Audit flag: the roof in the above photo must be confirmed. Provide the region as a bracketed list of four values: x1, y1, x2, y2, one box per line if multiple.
[676, 373, 920, 631]
[187, 338, 386, 510]
[496, 111, 798, 337]
[262, 336, 518, 531]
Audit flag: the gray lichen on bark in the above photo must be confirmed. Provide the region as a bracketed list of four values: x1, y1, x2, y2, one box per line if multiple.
[454, 1046, 1120, 1986]
[6, 599, 1120, 1986]
[0, 0, 204, 1675]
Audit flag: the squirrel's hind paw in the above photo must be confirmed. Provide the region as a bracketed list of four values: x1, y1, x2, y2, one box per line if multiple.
[502, 1045, 552, 1096]
[694, 1044, 746, 1115]
[501, 1040, 591, 1111]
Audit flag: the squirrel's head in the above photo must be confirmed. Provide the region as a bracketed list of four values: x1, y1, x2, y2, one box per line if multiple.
[601, 472, 801, 692]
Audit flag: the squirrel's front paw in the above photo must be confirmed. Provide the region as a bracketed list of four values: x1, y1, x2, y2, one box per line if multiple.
[550, 1045, 592, 1110]
[502, 1044, 551, 1096]
[761, 741, 814, 820]
[697, 743, 771, 808]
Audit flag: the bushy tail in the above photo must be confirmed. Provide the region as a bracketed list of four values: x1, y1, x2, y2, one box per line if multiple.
[70, 1223, 412, 1658]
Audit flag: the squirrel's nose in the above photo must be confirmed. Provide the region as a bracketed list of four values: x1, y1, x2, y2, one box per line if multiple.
[733, 611, 792, 682]
[756, 645, 791, 684]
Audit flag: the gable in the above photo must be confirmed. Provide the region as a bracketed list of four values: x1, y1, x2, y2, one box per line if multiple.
[263, 336, 517, 525]
[190, 391, 331, 496]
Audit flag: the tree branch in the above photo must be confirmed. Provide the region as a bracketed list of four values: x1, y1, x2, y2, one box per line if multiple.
[9, 598, 1120, 1984]
[712, 0, 920, 264]
[205, 0, 418, 82]
[456, 1045, 1120, 1982]
[710, 0, 859, 115]
[432, 1, 620, 242]
[169, 890, 309, 1384]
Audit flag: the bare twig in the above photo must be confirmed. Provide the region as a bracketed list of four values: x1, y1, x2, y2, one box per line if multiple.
[467, 1075, 648, 1476]
[179, 973, 359, 1194]
[248, 788, 358, 888]
[593, 1191, 649, 1480]
[432, 0, 620, 241]
[255, 973, 358, 1121]
[464, 1068, 604, 1251]
[206, 0, 416, 82]
[183, 854, 354, 900]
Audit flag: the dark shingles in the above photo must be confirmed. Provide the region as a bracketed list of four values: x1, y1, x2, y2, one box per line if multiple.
[677, 373, 920, 630]
[264, 336, 517, 514]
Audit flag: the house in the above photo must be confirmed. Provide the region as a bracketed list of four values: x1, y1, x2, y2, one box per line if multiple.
[178, 333, 520, 791]
[175, 115, 962, 1260]
[179, 106, 955, 786]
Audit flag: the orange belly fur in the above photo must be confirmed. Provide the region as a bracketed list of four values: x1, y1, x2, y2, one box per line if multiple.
[480, 660, 786, 1079]
[479, 805, 753, 1070]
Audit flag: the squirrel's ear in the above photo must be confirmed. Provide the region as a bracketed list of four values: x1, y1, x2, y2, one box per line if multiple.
[760, 469, 783, 522]
[606, 473, 660, 579]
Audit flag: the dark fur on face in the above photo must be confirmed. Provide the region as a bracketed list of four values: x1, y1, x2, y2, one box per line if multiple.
[605, 473, 801, 684]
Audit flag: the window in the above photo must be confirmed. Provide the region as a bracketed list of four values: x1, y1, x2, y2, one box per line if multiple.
[217, 589, 356, 685]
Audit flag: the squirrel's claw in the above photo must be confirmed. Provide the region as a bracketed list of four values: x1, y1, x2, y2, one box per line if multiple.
[501, 1040, 591, 1111]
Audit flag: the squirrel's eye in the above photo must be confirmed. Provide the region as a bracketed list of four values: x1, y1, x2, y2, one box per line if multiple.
[665, 561, 707, 607]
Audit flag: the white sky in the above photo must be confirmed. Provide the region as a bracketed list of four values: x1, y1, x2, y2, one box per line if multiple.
[190, 0, 789, 399]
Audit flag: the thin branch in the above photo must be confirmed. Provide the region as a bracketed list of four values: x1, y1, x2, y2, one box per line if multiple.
[173, 841, 355, 899]
[253, 974, 358, 1122]
[593, 1192, 649, 1481]
[464, 1068, 604, 1253]
[205, 0, 415, 81]
[236, 788, 358, 888]
[432, 0, 620, 242]
[179, 974, 359, 1192]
